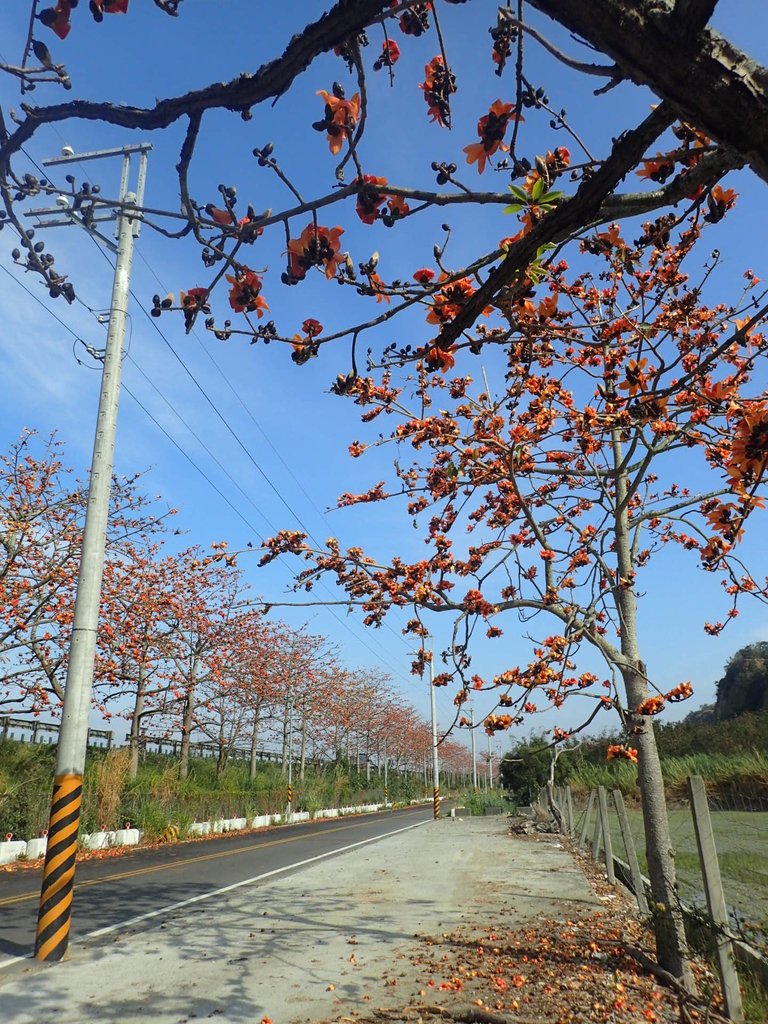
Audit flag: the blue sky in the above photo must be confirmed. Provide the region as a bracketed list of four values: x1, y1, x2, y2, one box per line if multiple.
[1, 1, 768, 751]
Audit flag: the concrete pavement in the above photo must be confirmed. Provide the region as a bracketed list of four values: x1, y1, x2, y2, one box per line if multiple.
[0, 816, 599, 1023]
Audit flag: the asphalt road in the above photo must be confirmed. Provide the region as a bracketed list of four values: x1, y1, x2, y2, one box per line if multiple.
[0, 804, 433, 966]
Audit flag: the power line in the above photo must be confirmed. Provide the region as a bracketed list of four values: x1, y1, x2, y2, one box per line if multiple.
[135, 248, 333, 526]
[120, 382, 267, 542]
[23, 134, 410, 653]
[131, 250, 413, 655]
[1, 261, 406, 676]
[82, 240, 410, 666]
[9, 145, 410, 671]
[124, 353, 276, 534]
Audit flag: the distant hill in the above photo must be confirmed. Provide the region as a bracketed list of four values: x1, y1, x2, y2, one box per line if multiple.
[715, 642, 768, 720]
[681, 703, 716, 726]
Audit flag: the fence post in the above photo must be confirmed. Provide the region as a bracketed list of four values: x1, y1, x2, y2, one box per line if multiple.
[578, 790, 596, 851]
[591, 793, 603, 862]
[612, 789, 649, 915]
[559, 787, 570, 835]
[597, 786, 615, 883]
[688, 775, 744, 1023]
[565, 786, 575, 838]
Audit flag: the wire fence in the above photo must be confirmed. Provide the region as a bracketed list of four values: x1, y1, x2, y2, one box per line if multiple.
[550, 779, 768, 1021]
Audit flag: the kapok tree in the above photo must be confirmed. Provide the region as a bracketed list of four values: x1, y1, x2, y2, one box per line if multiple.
[95, 546, 186, 778]
[1, 1, 766, 338]
[220, 614, 294, 781]
[0, 431, 77, 716]
[260, 212, 768, 978]
[157, 544, 245, 779]
[0, 430, 171, 718]
[4, 0, 768, 981]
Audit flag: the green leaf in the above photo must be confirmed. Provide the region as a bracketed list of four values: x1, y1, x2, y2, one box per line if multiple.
[507, 184, 529, 203]
[531, 176, 545, 202]
[503, 203, 523, 215]
[538, 190, 564, 205]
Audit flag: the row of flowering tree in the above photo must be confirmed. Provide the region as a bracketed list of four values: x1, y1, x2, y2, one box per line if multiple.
[0, 432, 473, 783]
[4, 0, 768, 983]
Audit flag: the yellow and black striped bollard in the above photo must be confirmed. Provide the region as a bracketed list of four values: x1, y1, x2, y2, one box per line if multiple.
[34, 773, 83, 961]
[433, 786, 441, 820]
[287, 783, 293, 806]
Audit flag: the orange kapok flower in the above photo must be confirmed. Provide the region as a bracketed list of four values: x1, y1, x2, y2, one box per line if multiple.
[316, 89, 361, 155]
[286, 223, 344, 281]
[301, 318, 323, 337]
[618, 358, 651, 396]
[637, 153, 676, 183]
[39, 0, 73, 39]
[226, 269, 268, 317]
[607, 744, 638, 763]
[354, 175, 388, 225]
[386, 194, 410, 220]
[95, 0, 130, 12]
[704, 184, 737, 224]
[665, 682, 693, 703]
[726, 401, 768, 492]
[420, 55, 457, 128]
[423, 344, 456, 372]
[413, 268, 435, 285]
[637, 695, 665, 716]
[374, 39, 400, 70]
[463, 100, 519, 174]
[427, 276, 479, 325]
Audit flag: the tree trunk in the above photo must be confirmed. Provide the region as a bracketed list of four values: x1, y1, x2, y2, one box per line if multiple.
[128, 667, 146, 781]
[249, 706, 261, 781]
[179, 687, 195, 780]
[613, 437, 693, 985]
[216, 718, 226, 779]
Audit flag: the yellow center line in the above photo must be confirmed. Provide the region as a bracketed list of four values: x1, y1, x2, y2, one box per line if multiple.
[0, 810, 419, 908]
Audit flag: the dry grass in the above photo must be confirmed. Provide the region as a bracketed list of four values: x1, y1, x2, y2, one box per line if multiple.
[93, 747, 130, 830]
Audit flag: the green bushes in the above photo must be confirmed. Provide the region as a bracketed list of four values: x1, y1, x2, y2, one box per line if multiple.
[460, 789, 515, 816]
[500, 710, 768, 803]
[568, 750, 768, 801]
[0, 740, 424, 837]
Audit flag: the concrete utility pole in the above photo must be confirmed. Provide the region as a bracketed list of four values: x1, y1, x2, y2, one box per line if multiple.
[488, 733, 494, 789]
[470, 705, 478, 790]
[429, 653, 440, 819]
[31, 144, 149, 963]
[383, 737, 388, 805]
